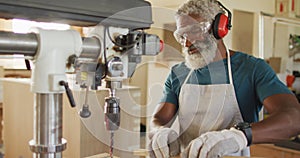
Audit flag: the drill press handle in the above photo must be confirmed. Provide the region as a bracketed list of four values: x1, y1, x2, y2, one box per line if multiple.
[59, 80, 76, 108]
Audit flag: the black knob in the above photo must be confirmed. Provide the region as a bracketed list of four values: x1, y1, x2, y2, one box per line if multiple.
[79, 105, 91, 118]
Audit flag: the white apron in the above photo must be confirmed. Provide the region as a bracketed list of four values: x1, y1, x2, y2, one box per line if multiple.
[177, 50, 250, 156]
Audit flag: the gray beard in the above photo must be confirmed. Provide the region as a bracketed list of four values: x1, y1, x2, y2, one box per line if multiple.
[183, 38, 218, 70]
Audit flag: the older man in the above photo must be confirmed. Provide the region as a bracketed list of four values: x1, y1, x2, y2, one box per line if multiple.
[148, 0, 300, 158]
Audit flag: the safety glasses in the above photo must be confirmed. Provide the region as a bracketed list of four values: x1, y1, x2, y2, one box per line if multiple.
[173, 21, 211, 45]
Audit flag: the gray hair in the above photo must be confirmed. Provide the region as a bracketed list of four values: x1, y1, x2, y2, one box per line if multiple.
[176, 0, 223, 22]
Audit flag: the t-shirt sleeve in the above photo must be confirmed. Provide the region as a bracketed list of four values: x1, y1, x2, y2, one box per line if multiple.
[254, 59, 292, 103]
[160, 72, 179, 106]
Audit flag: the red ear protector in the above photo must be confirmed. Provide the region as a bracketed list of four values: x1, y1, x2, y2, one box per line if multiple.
[212, 1, 232, 39]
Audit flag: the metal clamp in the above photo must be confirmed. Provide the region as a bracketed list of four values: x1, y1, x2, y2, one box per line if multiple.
[29, 138, 67, 153]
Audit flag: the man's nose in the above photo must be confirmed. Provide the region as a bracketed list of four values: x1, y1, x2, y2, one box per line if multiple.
[182, 33, 205, 47]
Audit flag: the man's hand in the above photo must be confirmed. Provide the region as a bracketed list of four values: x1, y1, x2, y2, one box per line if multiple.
[148, 128, 180, 158]
[182, 128, 247, 158]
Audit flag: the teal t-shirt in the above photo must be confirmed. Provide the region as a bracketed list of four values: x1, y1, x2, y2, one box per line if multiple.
[160, 52, 292, 122]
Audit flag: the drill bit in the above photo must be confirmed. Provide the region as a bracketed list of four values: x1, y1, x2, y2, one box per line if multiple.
[109, 131, 114, 158]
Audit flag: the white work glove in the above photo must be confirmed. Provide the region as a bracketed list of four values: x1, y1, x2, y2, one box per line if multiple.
[182, 128, 248, 158]
[148, 128, 180, 158]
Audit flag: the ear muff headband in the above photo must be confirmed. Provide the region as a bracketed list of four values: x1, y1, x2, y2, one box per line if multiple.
[213, 1, 232, 39]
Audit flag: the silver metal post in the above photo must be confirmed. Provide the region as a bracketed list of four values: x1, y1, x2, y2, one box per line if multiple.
[81, 37, 101, 59]
[0, 31, 37, 56]
[29, 93, 66, 158]
[0, 31, 101, 58]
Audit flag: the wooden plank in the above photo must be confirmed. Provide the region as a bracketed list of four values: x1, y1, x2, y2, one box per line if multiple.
[84, 153, 119, 158]
[251, 144, 300, 158]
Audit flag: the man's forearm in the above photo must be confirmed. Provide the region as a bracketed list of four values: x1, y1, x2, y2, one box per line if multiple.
[252, 105, 300, 144]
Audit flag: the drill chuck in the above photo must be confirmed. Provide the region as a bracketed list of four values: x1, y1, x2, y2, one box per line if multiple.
[104, 96, 120, 131]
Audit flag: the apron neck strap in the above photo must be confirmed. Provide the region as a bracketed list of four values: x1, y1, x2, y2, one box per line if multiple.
[226, 48, 233, 84]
